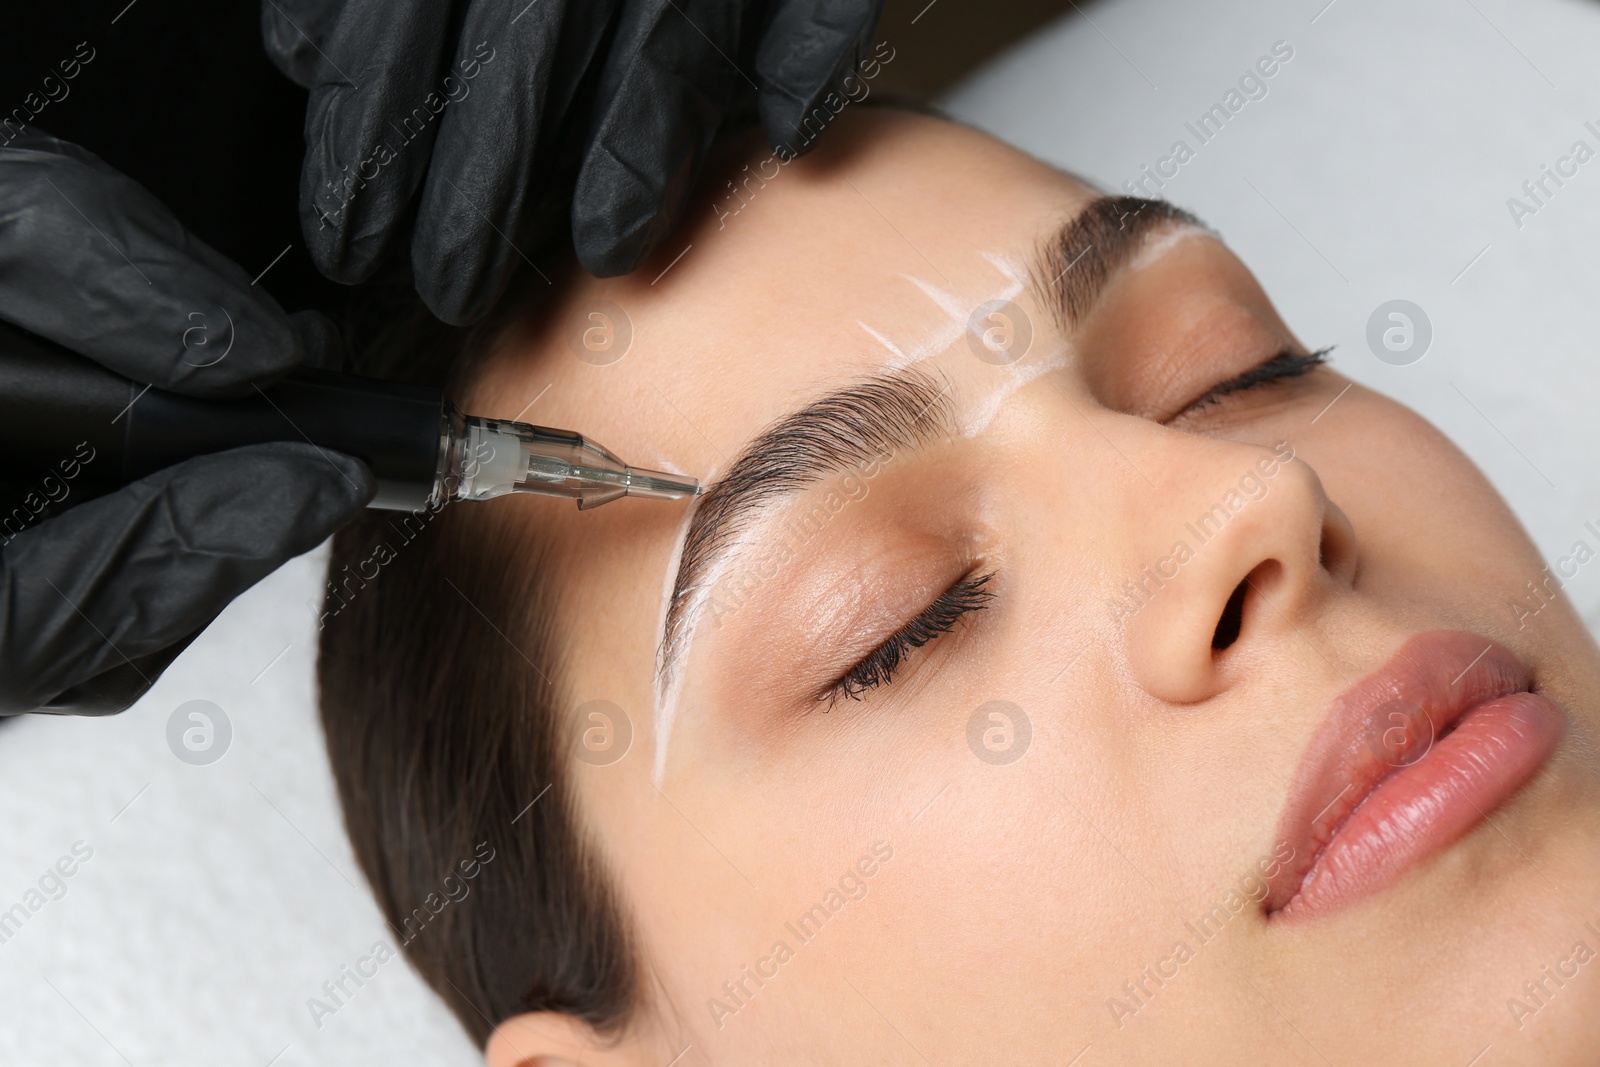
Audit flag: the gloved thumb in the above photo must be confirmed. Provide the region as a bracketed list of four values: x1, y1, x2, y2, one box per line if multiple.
[0, 442, 373, 714]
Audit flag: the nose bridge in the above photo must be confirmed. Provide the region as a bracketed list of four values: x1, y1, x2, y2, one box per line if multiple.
[1109, 426, 1353, 704]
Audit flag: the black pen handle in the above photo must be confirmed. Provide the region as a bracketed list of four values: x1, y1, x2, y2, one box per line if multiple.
[0, 323, 447, 525]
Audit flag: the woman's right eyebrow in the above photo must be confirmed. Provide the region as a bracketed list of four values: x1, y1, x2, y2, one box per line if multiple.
[656, 368, 957, 680]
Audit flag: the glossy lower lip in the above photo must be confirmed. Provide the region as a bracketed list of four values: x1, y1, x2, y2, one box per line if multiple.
[1266, 631, 1566, 922]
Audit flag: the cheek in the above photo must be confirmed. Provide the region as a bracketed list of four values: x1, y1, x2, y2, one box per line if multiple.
[752, 718, 1190, 1043]
[1311, 391, 1600, 719]
[1303, 388, 1540, 598]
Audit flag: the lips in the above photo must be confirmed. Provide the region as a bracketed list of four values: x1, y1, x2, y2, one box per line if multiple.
[1264, 630, 1566, 921]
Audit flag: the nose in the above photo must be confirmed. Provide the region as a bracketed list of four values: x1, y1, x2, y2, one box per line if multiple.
[1117, 437, 1357, 704]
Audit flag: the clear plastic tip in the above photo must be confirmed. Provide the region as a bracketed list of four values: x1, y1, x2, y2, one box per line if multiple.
[437, 411, 701, 510]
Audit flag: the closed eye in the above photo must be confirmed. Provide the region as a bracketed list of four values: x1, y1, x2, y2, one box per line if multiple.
[820, 570, 995, 708]
[1173, 345, 1332, 420]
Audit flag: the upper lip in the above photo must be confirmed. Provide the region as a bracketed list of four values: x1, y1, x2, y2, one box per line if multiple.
[1262, 630, 1532, 915]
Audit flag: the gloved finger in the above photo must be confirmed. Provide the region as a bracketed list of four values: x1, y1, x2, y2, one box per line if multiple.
[412, 0, 620, 324]
[290, 309, 348, 371]
[754, 0, 884, 154]
[571, 0, 752, 277]
[33, 623, 206, 716]
[260, 0, 350, 89]
[0, 442, 373, 715]
[0, 130, 305, 397]
[299, 0, 461, 285]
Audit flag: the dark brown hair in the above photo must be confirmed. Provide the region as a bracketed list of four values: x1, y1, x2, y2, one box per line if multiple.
[315, 95, 927, 1048]
[315, 270, 638, 1046]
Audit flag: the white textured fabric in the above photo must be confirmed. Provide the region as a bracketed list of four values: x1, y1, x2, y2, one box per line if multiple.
[4, 1, 1599, 1062]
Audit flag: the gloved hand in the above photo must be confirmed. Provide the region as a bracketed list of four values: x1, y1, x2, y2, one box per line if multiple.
[262, 0, 885, 324]
[0, 130, 374, 715]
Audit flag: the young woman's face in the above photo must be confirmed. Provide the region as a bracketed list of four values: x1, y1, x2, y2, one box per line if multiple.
[476, 111, 1600, 1065]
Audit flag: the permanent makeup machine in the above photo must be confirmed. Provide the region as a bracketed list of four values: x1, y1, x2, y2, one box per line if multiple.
[0, 322, 700, 525]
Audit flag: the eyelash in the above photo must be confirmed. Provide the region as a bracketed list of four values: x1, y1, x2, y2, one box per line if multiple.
[822, 570, 996, 708]
[1180, 345, 1333, 416]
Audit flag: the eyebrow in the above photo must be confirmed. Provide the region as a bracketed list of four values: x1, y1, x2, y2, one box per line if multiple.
[656, 195, 1206, 681]
[657, 369, 956, 680]
[1028, 195, 1206, 332]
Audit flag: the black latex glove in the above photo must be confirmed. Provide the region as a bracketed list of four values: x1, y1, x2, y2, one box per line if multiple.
[0, 130, 375, 715]
[262, 0, 885, 325]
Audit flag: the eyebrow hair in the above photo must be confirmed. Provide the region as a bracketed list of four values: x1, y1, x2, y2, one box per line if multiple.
[1029, 195, 1206, 332]
[657, 369, 956, 680]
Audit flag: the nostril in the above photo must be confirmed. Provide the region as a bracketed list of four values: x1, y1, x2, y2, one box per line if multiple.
[1317, 499, 1358, 583]
[1212, 578, 1248, 651]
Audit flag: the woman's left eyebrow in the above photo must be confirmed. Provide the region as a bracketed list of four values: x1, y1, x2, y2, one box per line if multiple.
[1029, 195, 1208, 332]
[657, 368, 957, 679]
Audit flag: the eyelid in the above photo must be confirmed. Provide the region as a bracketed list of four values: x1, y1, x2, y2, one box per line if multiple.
[1168, 346, 1332, 422]
[819, 569, 995, 708]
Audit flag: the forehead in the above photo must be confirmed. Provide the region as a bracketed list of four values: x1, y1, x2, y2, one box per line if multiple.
[467, 110, 1099, 488]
